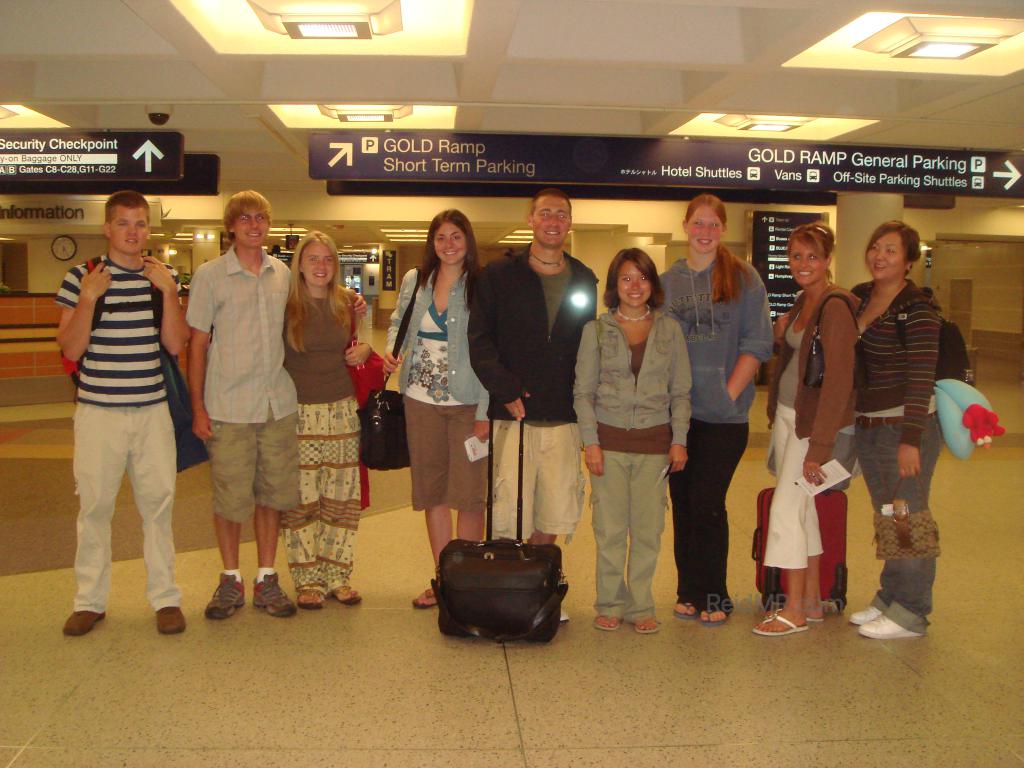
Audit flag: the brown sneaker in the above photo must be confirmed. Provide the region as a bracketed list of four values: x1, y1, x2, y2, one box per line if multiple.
[205, 574, 245, 620]
[253, 573, 297, 618]
[63, 610, 105, 636]
[156, 606, 186, 635]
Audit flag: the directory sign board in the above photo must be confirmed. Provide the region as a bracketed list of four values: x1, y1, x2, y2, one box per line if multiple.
[0, 131, 183, 182]
[309, 131, 1024, 199]
[750, 211, 827, 320]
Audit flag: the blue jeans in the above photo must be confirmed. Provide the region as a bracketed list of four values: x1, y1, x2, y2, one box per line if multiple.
[854, 415, 942, 633]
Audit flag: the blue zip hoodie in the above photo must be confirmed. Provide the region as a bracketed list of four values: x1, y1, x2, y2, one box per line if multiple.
[660, 257, 773, 424]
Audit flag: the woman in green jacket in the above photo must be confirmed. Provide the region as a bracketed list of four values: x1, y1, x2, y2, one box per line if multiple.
[574, 248, 691, 634]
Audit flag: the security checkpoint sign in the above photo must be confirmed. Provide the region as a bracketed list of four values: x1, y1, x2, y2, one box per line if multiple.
[0, 131, 184, 182]
[309, 131, 1024, 199]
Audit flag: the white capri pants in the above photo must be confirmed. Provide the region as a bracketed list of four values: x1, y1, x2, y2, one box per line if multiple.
[765, 404, 823, 569]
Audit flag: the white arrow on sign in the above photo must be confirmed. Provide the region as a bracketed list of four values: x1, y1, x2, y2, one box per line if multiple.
[993, 160, 1021, 190]
[329, 142, 353, 168]
[132, 140, 164, 173]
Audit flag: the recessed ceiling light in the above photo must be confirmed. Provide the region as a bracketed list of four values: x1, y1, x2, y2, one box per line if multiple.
[380, 228, 427, 234]
[672, 113, 875, 141]
[904, 41, 989, 59]
[854, 15, 1023, 60]
[246, 0, 402, 39]
[319, 104, 413, 123]
[0, 104, 66, 128]
[786, 12, 1024, 75]
[715, 114, 812, 132]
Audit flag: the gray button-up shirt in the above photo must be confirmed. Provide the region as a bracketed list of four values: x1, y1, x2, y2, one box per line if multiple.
[186, 246, 297, 423]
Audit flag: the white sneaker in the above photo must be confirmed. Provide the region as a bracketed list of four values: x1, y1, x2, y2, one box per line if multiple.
[560, 608, 569, 623]
[858, 615, 924, 639]
[849, 606, 883, 626]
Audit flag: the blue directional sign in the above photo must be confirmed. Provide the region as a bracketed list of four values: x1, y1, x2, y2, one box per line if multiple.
[309, 131, 1024, 199]
[0, 131, 184, 182]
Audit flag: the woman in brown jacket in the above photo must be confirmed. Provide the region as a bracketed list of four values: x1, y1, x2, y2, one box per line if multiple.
[754, 222, 858, 636]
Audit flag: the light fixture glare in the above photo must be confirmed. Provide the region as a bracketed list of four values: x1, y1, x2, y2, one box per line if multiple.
[903, 41, 986, 59]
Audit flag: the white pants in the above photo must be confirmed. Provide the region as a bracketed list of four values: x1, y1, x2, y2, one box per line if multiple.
[490, 421, 585, 541]
[72, 403, 180, 612]
[765, 404, 823, 569]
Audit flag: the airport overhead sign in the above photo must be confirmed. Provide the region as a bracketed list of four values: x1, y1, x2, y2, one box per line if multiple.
[309, 131, 1024, 199]
[0, 131, 184, 182]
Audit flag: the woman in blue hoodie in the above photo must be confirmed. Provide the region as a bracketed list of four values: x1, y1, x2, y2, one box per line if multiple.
[661, 194, 773, 626]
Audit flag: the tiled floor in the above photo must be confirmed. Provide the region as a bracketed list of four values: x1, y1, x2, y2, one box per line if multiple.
[1, 353, 1021, 767]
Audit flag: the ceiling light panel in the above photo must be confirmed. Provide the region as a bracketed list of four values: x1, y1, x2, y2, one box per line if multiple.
[786, 13, 1024, 76]
[271, 104, 455, 130]
[169, 0, 471, 55]
[0, 105, 67, 128]
[672, 113, 876, 142]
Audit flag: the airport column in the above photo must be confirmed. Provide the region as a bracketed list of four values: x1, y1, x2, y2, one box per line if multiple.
[191, 232, 220, 273]
[834, 193, 903, 287]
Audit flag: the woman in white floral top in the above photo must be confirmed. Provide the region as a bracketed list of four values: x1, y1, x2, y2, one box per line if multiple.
[384, 210, 490, 609]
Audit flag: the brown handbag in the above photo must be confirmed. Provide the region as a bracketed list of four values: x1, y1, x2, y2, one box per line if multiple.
[872, 497, 940, 560]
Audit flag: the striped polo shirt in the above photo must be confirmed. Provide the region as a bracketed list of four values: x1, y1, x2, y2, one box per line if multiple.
[56, 256, 179, 408]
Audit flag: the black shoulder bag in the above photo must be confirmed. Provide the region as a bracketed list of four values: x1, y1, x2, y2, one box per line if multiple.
[803, 292, 861, 389]
[357, 269, 420, 470]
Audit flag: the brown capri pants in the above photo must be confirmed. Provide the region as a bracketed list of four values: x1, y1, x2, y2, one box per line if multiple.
[403, 396, 485, 513]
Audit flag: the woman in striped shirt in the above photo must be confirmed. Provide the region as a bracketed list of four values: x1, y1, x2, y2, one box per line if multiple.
[849, 221, 941, 640]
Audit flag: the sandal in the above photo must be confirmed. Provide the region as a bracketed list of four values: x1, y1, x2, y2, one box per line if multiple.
[752, 611, 809, 637]
[632, 617, 660, 635]
[593, 615, 622, 631]
[296, 590, 324, 610]
[672, 602, 698, 621]
[699, 609, 729, 627]
[331, 586, 362, 606]
[412, 587, 437, 610]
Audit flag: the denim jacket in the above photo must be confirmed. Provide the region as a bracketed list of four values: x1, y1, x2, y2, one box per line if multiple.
[573, 311, 692, 447]
[386, 268, 489, 420]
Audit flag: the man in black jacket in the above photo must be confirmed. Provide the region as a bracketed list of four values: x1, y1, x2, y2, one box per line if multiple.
[469, 189, 597, 572]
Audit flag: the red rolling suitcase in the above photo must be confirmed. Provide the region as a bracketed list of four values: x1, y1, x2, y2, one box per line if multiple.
[752, 487, 848, 612]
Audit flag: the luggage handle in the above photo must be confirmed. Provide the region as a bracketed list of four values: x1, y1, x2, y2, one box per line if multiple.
[431, 577, 567, 642]
[457, 539, 532, 560]
[484, 418, 526, 543]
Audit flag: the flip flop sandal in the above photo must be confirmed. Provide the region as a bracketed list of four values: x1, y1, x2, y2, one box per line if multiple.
[672, 603, 699, 621]
[699, 610, 729, 628]
[806, 615, 825, 623]
[593, 615, 622, 631]
[752, 612, 809, 637]
[332, 587, 362, 606]
[632, 618, 660, 635]
[412, 588, 437, 609]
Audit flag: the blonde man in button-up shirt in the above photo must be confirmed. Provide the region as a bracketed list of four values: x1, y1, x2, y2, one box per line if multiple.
[187, 190, 301, 620]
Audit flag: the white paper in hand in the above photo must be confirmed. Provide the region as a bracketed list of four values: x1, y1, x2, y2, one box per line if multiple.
[464, 435, 489, 462]
[794, 459, 851, 496]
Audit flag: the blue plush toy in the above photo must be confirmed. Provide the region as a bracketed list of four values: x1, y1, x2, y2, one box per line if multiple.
[934, 379, 1005, 460]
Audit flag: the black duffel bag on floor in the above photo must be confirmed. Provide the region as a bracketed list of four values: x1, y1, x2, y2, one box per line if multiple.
[432, 420, 568, 643]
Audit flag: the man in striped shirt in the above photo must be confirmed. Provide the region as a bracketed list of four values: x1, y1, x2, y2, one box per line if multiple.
[56, 190, 190, 637]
